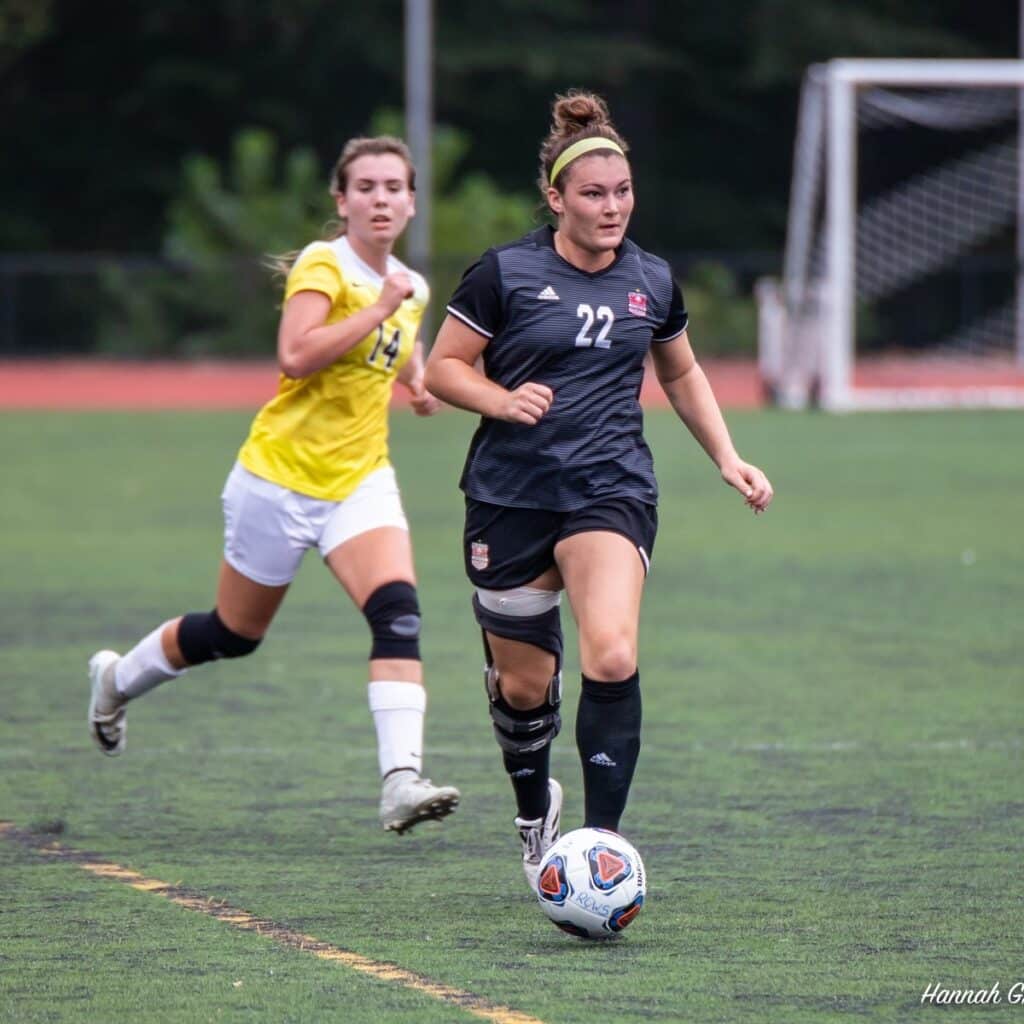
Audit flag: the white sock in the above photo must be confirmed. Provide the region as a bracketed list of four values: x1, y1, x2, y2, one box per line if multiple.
[368, 680, 426, 778]
[115, 622, 186, 700]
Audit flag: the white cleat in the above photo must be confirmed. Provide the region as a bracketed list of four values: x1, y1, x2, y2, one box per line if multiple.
[88, 650, 126, 756]
[379, 769, 460, 835]
[515, 777, 562, 892]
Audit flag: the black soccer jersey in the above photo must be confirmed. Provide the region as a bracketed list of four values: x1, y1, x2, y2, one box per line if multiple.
[446, 226, 687, 511]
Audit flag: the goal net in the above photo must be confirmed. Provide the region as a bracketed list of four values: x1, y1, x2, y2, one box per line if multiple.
[758, 59, 1024, 410]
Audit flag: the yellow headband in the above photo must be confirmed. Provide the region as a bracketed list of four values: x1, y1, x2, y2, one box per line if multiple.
[549, 137, 626, 186]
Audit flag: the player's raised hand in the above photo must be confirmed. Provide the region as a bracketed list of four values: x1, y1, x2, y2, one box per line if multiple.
[377, 272, 415, 317]
[720, 458, 774, 514]
[500, 382, 554, 425]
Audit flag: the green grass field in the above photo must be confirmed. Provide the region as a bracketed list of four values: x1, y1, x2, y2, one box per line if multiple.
[1, 407, 1021, 1023]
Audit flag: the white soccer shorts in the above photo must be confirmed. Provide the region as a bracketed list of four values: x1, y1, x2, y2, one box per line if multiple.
[221, 462, 409, 586]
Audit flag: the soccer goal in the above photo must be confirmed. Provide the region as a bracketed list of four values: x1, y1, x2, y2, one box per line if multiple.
[759, 59, 1024, 410]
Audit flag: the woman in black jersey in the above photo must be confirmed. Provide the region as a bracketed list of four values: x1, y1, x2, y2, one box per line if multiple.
[425, 90, 773, 890]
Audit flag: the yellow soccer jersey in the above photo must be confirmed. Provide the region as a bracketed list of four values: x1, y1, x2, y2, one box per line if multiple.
[237, 236, 428, 501]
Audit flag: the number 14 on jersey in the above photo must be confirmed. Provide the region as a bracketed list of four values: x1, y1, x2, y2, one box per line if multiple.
[368, 325, 402, 369]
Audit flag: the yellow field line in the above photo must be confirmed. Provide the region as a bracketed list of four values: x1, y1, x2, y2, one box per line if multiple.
[0, 822, 545, 1024]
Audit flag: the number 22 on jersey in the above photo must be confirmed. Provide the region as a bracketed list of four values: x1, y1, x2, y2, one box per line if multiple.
[575, 303, 615, 349]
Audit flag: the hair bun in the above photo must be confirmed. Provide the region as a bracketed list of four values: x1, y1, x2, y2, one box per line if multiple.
[552, 91, 611, 136]
[537, 90, 627, 198]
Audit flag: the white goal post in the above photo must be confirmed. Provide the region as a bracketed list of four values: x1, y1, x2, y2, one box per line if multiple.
[759, 59, 1024, 410]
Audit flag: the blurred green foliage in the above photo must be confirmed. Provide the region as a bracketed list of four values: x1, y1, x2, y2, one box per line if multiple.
[3, 0, 1001, 254]
[99, 115, 537, 356]
[682, 261, 757, 356]
[99, 129, 326, 356]
[6, 3, 1005, 357]
[98, 113, 756, 357]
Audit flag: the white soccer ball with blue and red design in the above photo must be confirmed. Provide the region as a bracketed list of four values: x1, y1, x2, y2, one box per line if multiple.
[535, 827, 646, 939]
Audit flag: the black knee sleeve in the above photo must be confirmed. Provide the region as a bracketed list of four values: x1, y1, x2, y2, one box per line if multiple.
[177, 609, 261, 666]
[363, 581, 421, 660]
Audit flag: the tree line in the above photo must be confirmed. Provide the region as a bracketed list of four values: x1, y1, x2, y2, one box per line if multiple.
[0, 0, 1014, 355]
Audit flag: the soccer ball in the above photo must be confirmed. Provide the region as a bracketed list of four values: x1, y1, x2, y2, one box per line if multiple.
[535, 827, 646, 939]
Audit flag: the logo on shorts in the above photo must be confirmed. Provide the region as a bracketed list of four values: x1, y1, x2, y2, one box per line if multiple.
[627, 291, 648, 317]
[470, 540, 490, 570]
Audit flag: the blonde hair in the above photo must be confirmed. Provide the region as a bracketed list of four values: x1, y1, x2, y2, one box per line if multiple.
[268, 136, 416, 278]
[537, 90, 630, 201]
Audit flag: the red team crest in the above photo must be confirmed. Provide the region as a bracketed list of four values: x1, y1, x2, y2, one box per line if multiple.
[627, 291, 647, 317]
[470, 540, 490, 570]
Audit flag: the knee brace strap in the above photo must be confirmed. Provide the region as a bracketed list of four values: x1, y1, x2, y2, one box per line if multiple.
[485, 666, 563, 755]
[177, 609, 261, 665]
[363, 581, 421, 660]
[472, 593, 563, 666]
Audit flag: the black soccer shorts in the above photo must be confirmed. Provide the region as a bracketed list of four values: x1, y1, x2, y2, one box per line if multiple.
[463, 495, 657, 590]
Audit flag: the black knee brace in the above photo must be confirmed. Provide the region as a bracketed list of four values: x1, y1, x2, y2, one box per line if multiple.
[485, 661, 562, 755]
[472, 595, 564, 755]
[177, 609, 262, 666]
[471, 593, 563, 665]
[363, 581, 421, 660]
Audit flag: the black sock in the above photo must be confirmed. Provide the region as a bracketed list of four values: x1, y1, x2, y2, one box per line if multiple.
[492, 696, 553, 821]
[576, 670, 641, 831]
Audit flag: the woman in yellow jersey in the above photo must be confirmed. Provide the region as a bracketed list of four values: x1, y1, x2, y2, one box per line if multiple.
[87, 136, 459, 835]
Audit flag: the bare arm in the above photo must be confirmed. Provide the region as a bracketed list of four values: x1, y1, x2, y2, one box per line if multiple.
[650, 331, 774, 513]
[396, 338, 424, 386]
[424, 314, 553, 425]
[396, 339, 442, 416]
[276, 273, 413, 379]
